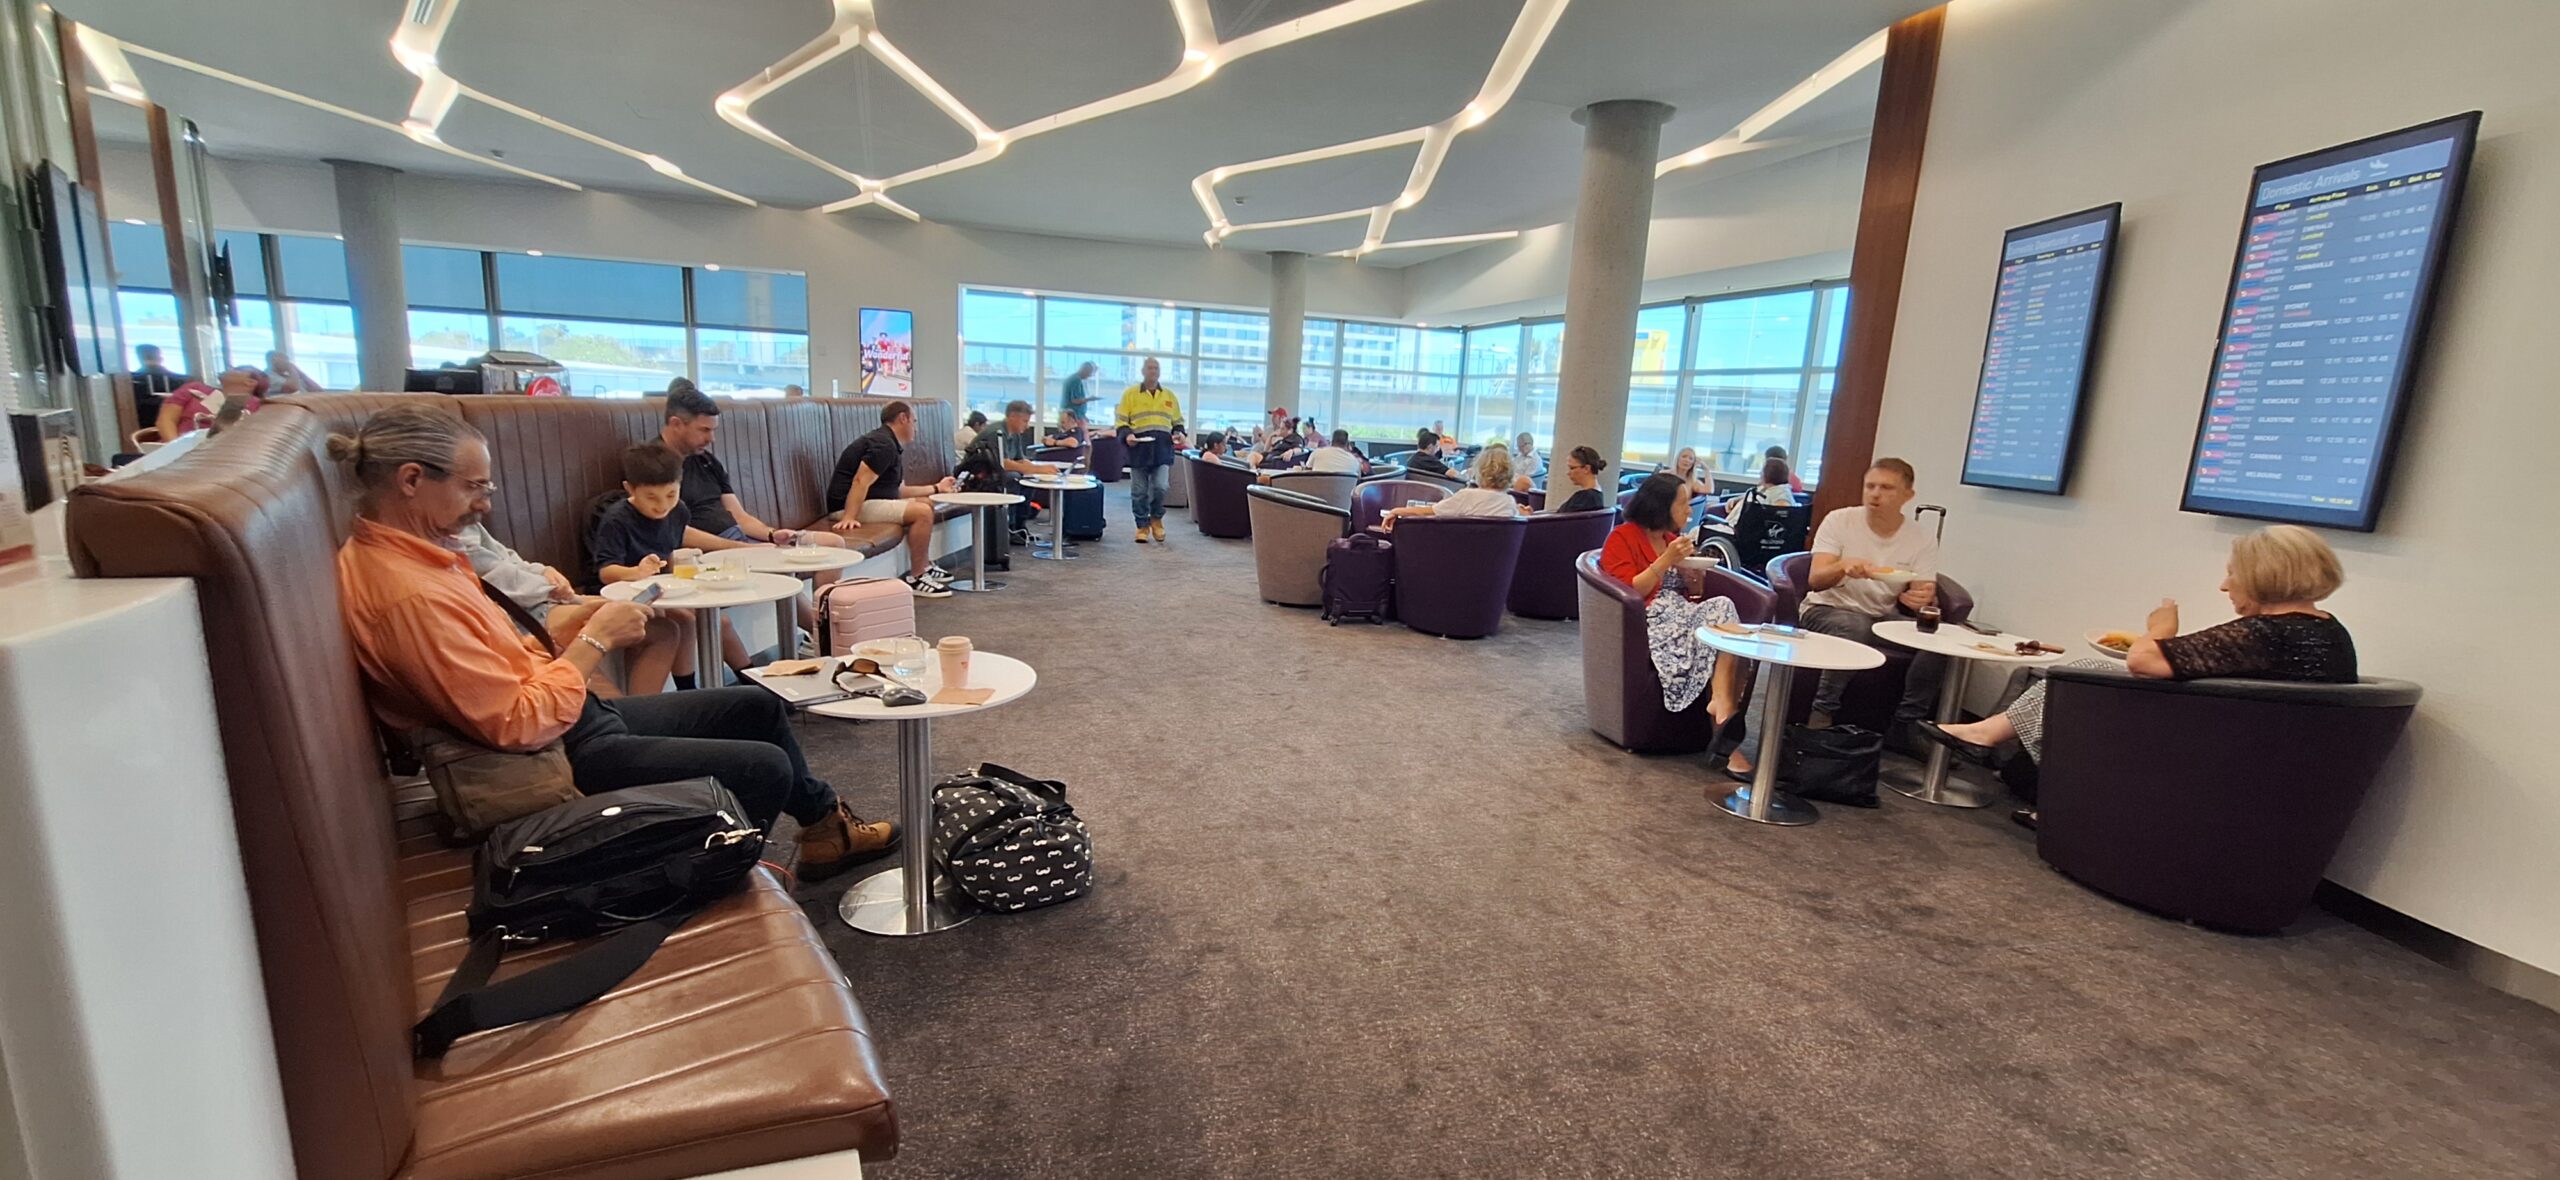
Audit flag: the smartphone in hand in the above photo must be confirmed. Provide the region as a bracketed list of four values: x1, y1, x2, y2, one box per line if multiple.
[631, 583, 666, 606]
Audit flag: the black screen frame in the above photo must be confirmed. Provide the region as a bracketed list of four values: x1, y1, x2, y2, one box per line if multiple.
[1959, 201, 2122, 495]
[2178, 111, 2481, 532]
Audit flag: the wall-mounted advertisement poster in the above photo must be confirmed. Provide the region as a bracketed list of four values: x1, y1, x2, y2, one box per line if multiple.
[859, 308, 914, 397]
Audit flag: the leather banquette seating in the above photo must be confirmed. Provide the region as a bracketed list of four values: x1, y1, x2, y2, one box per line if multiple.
[67, 394, 910, 1180]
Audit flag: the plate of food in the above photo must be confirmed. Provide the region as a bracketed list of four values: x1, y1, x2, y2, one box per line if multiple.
[1869, 565, 1918, 589]
[1677, 554, 1722, 571]
[692, 568, 746, 586]
[2085, 629, 2137, 660]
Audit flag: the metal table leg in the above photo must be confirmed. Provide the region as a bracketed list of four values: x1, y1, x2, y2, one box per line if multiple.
[1714, 663, 1820, 827]
[1030, 487, 1078, 560]
[1889, 659, 1996, 808]
[839, 717, 975, 936]
[692, 604, 722, 690]
[947, 505, 1003, 592]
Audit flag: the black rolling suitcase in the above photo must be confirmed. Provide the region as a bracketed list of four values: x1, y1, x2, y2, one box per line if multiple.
[1064, 483, 1107, 540]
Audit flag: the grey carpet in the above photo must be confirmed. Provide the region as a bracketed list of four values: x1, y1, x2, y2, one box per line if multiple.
[783, 489, 2560, 1179]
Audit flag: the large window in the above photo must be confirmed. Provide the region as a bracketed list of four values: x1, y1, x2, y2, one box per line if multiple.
[1330, 320, 1460, 442]
[104, 224, 807, 397]
[959, 289, 1230, 429]
[1453, 282, 1848, 479]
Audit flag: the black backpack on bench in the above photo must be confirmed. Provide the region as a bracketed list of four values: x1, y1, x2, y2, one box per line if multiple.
[412, 778, 765, 1058]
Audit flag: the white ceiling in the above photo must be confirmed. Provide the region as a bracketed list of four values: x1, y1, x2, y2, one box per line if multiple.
[58, 0, 1914, 264]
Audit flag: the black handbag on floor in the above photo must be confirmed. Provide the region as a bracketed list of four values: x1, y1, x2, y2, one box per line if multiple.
[930, 763, 1093, 913]
[1779, 724, 1883, 808]
[412, 778, 766, 1058]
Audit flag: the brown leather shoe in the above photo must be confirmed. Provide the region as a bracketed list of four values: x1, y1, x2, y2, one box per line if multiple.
[795, 804, 899, 881]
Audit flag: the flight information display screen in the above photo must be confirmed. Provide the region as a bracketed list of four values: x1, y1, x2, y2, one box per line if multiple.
[1961, 203, 2121, 494]
[2181, 112, 2480, 531]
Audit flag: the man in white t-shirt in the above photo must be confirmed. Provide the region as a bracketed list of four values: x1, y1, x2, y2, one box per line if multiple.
[1728, 457, 1944, 774]
[1304, 429, 1367, 475]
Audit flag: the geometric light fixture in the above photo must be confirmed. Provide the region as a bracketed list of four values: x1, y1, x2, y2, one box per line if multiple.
[1656, 28, 1886, 177]
[390, 0, 756, 205]
[1195, 0, 1572, 256]
[95, 30, 585, 191]
[718, 0, 1437, 218]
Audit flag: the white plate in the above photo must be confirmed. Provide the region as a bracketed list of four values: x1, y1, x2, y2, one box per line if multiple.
[1677, 555, 1721, 571]
[786, 548, 837, 564]
[648, 577, 697, 599]
[1870, 567, 1918, 589]
[2084, 629, 2133, 660]
[692, 570, 745, 586]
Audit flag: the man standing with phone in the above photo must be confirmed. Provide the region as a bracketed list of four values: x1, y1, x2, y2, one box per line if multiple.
[1114, 356, 1184, 544]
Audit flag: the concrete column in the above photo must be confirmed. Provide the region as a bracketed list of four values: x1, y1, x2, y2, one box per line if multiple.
[326, 160, 410, 392]
[1549, 100, 1673, 508]
[1267, 251, 1306, 423]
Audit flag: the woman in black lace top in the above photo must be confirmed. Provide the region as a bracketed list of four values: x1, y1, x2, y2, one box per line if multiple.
[1921, 525, 2357, 776]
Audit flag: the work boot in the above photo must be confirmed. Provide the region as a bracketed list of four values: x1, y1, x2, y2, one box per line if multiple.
[1150, 520, 1168, 544]
[1134, 527, 1151, 543]
[795, 804, 899, 881]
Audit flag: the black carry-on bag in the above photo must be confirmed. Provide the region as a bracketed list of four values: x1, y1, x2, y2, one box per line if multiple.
[1321, 533, 1395, 624]
[412, 778, 765, 1058]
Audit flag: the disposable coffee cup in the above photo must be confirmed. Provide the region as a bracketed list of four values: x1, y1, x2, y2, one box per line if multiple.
[937, 636, 974, 689]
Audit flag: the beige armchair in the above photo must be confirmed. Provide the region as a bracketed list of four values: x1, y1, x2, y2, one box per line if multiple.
[1267, 469, 1356, 511]
[1245, 485, 1349, 606]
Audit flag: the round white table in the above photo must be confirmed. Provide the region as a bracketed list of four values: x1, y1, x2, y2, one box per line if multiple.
[604, 571, 805, 690]
[714, 544, 865, 576]
[1019, 474, 1099, 560]
[1697, 625, 1885, 827]
[1871, 620, 2067, 808]
[931, 491, 1026, 592]
[807, 651, 1038, 936]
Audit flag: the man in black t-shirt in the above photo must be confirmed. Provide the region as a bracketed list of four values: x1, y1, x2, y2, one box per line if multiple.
[129, 344, 192, 434]
[827, 400, 956, 597]
[656, 384, 841, 554]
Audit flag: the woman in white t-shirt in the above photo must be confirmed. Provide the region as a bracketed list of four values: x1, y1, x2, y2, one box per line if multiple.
[1379, 445, 1526, 531]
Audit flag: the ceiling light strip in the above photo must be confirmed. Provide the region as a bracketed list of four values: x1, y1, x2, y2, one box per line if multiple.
[108, 36, 581, 190]
[1218, 208, 1375, 235]
[737, 0, 1433, 213]
[1324, 229, 1520, 256]
[1192, 0, 1571, 253]
[73, 24, 148, 102]
[1658, 30, 1887, 178]
[392, 0, 755, 204]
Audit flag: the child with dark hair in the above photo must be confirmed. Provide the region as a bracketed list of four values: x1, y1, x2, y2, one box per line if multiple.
[593, 442, 747, 683]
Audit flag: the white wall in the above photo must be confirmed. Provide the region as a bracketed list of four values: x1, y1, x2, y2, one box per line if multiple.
[1882, 0, 2560, 971]
[1402, 139, 1868, 324]
[93, 145, 1407, 398]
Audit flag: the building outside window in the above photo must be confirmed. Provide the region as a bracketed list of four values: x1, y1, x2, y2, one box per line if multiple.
[104, 224, 807, 397]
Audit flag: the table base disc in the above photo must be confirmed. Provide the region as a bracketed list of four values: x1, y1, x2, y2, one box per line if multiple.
[1713, 785, 1821, 827]
[945, 578, 1004, 592]
[1887, 769, 2001, 809]
[838, 868, 978, 936]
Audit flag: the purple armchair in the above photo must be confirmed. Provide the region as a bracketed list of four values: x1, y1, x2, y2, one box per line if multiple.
[2037, 665, 2421, 933]
[1089, 432, 1128, 482]
[1390, 516, 1526, 638]
[1506, 507, 1618, 620]
[1189, 456, 1258, 538]
[1353, 480, 1444, 534]
[1575, 555, 1775, 753]
[1766, 551, 1977, 731]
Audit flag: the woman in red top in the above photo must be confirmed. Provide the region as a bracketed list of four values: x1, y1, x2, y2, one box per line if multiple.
[1602, 472, 1748, 725]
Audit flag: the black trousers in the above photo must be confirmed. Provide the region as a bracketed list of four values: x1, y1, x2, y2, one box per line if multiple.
[561, 687, 837, 830]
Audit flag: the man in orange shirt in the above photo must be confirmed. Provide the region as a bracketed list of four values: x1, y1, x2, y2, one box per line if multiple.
[331, 405, 894, 879]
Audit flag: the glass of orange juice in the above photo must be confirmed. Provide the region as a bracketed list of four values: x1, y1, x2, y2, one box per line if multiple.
[672, 547, 702, 579]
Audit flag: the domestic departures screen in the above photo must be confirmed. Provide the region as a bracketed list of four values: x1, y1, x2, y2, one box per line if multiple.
[2181, 112, 2480, 531]
[1961, 203, 2121, 494]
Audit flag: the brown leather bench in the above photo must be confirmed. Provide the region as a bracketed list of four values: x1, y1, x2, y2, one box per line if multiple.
[287, 392, 965, 576]
[68, 398, 903, 1180]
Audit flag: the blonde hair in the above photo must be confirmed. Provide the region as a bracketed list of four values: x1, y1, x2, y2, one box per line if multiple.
[2229, 525, 2343, 604]
[1472, 444, 1513, 490]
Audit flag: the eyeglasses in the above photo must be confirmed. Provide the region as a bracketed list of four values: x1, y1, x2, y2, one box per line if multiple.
[419, 463, 498, 497]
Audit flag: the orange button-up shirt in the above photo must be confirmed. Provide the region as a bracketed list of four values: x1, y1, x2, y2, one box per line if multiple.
[337, 518, 588, 751]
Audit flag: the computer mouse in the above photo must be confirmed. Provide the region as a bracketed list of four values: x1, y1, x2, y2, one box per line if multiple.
[879, 685, 928, 708]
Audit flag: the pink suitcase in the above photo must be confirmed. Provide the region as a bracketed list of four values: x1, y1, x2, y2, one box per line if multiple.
[816, 577, 917, 655]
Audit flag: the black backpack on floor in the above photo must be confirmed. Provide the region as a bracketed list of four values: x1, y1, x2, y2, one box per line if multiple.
[1778, 724, 1883, 808]
[930, 763, 1093, 913]
[412, 778, 765, 1058]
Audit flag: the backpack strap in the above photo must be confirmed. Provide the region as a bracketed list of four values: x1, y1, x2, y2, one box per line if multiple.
[413, 905, 696, 1059]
